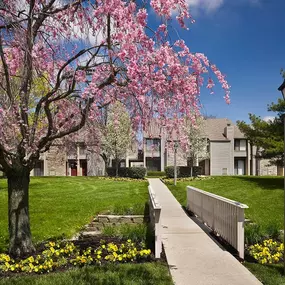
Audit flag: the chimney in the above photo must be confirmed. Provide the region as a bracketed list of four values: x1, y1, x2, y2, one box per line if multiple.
[224, 123, 234, 140]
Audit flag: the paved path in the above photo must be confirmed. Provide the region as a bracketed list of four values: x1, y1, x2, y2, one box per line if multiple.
[148, 178, 262, 285]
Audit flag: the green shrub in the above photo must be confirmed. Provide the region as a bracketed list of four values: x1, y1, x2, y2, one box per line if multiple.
[165, 166, 192, 178]
[118, 167, 128, 177]
[245, 224, 263, 245]
[179, 167, 192, 177]
[106, 167, 129, 177]
[106, 167, 146, 179]
[128, 167, 146, 179]
[265, 223, 282, 241]
[106, 167, 116, 177]
[165, 166, 177, 178]
[146, 171, 165, 177]
[192, 166, 202, 177]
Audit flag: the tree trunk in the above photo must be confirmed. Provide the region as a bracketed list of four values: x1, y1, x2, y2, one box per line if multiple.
[115, 159, 119, 177]
[193, 156, 199, 167]
[103, 158, 109, 176]
[7, 170, 35, 258]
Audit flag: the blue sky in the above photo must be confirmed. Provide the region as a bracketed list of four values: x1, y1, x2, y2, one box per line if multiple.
[150, 0, 285, 123]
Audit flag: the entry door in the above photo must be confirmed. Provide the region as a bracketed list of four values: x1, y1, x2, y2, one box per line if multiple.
[81, 160, 87, 176]
[237, 160, 245, 175]
[70, 161, 78, 176]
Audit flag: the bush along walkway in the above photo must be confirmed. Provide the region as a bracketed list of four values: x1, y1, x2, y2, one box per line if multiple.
[148, 178, 262, 285]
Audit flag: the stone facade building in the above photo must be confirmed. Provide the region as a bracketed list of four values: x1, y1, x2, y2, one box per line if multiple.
[31, 143, 105, 177]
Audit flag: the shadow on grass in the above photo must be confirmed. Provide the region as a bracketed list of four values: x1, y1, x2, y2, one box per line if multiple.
[234, 176, 283, 190]
[263, 263, 284, 275]
[144, 202, 155, 253]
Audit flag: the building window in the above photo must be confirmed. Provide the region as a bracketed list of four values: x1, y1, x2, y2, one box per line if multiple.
[234, 139, 246, 151]
[234, 159, 245, 175]
[146, 157, 161, 171]
[79, 144, 86, 156]
[130, 161, 144, 167]
[146, 139, 161, 152]
[34, 160, 44, 176]
[138, 150, 143, 160]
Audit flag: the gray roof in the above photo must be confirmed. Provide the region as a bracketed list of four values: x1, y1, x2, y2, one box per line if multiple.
[234, 125, 245, 139]
[144, 118, 246, 141]
[204, 118, 245, 141]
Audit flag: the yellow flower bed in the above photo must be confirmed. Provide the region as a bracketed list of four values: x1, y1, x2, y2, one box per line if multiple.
[163, 176, 211, 183]
[248, 239, 284, 264]
[0, 240, 151, 274]
[97, 177, 146, 182]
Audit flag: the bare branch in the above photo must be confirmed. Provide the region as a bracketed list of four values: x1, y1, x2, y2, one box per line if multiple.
[0, 33, 12, 101]
[30, 46, 101, 143]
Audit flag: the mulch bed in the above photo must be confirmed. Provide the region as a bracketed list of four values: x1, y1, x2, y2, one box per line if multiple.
[0, 235, 164, 278]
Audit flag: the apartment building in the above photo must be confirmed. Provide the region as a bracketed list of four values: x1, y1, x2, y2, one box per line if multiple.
[30, 118, 281, 177]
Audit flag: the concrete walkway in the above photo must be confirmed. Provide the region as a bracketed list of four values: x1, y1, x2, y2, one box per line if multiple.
[148, 178, 262, 285]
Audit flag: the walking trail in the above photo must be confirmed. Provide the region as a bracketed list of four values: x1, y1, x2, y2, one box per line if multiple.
[148, 178, 262, 285]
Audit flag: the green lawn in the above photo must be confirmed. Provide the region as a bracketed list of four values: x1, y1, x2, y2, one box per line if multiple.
[0, 263, 173, 285]
[245, 263, 285, 285]
[0, 177, 148, 251]
[0, 177, 174, 284]
[167, 176, 284, 231]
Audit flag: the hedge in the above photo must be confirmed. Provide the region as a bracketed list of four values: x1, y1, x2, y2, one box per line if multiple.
[128, 167, 146, 179]
[146, 171, 166, 177]
[106, 167, 146, 179]
[192, 166, 202, 177]
[165, 166, 178, 178]
[106, 167, 127, 177]
[179, 166, 192, 177]
[165, 166, 202, 178]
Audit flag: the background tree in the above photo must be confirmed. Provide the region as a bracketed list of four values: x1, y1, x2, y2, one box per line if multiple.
[237, 99, 284, 166]
[0, 0, 230, 257]
[182, 117, 209, 166]
[99, 102, 133, 176]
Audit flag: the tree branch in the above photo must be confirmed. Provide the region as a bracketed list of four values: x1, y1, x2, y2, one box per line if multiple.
[0, 33, 12, 101]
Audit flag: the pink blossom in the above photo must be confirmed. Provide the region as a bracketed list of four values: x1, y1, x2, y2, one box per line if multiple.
[0, 0, 230, 171]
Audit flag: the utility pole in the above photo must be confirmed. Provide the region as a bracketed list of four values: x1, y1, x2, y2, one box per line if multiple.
[174, 141, 179, 186]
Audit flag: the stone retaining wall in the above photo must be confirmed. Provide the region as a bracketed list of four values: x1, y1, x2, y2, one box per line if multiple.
[87, 215, 148, 232]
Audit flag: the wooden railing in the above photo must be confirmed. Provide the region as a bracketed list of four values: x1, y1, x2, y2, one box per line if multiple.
[186, 186, 248, 259]
[148, 185, 162, 259]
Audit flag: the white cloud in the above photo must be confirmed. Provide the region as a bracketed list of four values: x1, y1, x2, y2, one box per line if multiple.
[186, 0, 261, 14]
[263, 116, 275, 122]
[186, 0, 224, 13]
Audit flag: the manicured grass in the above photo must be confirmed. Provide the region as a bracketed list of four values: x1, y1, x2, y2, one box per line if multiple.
[102, 224, 149, 242]
[245, 262, 285, 285]
[0, 177, 148, 251]
[0, 263, 173, 285]
[167, 176, 284, 231]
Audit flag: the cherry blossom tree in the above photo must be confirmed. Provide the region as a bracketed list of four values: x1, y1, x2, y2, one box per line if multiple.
[0, 0, 230, 257]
